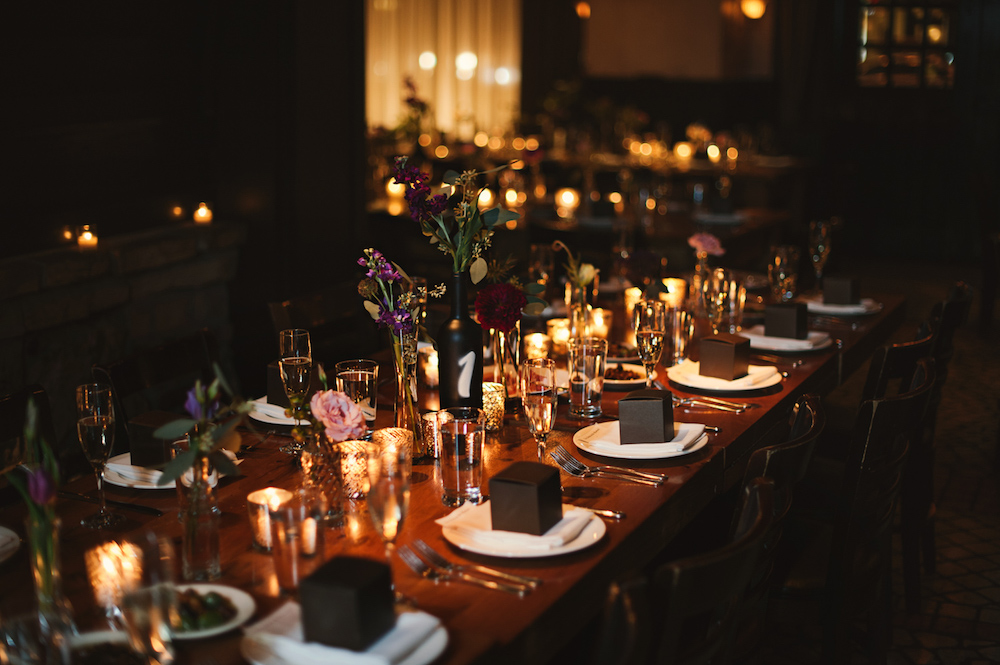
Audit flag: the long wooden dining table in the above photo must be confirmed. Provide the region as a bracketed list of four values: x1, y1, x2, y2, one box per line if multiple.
[0, 294, 905, 664]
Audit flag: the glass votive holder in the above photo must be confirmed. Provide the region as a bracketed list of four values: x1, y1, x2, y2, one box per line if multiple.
[338, 440, 370, 499]
[418, 345, 439, 388]
[547, 318, 571, 356]
[247, 487, 293, 550]
[482, 382, 506, 431]
[523, 332, 551, 360]
[589, 308, 612, 339]
[269, 489, 326, 593]
[420, 411, 446, 458]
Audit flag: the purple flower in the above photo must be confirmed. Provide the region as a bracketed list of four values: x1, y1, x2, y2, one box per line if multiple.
[391, 159, 449, 225]
[184, 387, 218, 421]
[26, 467, 55, 505]
[378, 307, 414, 334]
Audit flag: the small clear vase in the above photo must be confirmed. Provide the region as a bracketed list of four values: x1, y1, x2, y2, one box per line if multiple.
[392, 330, 423, 457]
[567, 282, 591, 338]
[690, 251, 711, 317]
[300, 434, 341, 524]
[27, 515, 76, 660]
[492, 321, 520, 399]
[181, 455, 221, 581]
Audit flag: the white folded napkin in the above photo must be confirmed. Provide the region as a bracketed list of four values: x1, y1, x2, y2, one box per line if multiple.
[108, 450, 238, 485]
[742, 326, 830, 351]
[576, 421, 706, 455]
[436, 502, 592, 551]
[801, 295, 878, 315]
[670, 360, 778, 391]
[252, 397, 293, 419]
[241, 601, 441, 665]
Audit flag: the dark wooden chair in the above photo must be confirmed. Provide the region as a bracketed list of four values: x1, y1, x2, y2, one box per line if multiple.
[267, 280, 381, 369]
[592, 478, 775, 665]
[0, 385, 61, 503]
[771, 358, 935, 664]
[91, 330, 219, 456]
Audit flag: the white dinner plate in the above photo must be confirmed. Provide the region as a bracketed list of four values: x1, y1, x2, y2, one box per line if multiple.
[800, 295, 882, 316]
[250, 397, 297, 426]
[741, 326, 833, 352]
[241, 606, 448, 665]
[0, 526, 20, 565]
[604, 363, 654, 390]
[442, 508, 606, 559]
[174, 583, 256, 640]
[573, 421, 709, 460]
[104, 453, 175, 489]
[666, 360, 783, 392]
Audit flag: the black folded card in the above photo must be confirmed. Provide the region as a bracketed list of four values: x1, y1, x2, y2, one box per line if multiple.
[128, 410, 186, 467]
[699, 333, 750, 381]
[489, 461, 562, 535]
[764, 303, 808, 339]
[266, 360, 324, 408]
[619, 389, 674, 444]
[823, 277, 861, 305]
[300, 556, 395, 651]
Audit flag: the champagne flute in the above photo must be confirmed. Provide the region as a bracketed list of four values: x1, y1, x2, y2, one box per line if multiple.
[76, 383, 124, 528]
[278, 328, 312, 454]
[633, 300, 666, 387]
[808, 220, 832, 291]
[702, 268, 734, 335]
[366, 431, 412, 601]
[519, 358, 558, 459]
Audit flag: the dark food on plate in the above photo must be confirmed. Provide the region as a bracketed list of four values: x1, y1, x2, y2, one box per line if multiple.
[607, 342, 637, 359]
[173, 587, 238, 632]
[70, 643, 145, 665]
[605, 364, 642, 381]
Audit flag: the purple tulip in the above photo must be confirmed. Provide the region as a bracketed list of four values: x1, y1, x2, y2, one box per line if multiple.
[184, 388, 218, 421]
[27, 467, 55, 505]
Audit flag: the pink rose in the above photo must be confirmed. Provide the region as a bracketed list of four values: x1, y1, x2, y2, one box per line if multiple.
[310, 390, 366, 442]
[688, 232, 725, 257]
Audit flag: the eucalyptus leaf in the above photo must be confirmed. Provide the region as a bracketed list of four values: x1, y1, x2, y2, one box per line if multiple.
[158, 449, 197, 486]
[209, 450, 240, 477]
[213, 363, 234, 398]
[443, 170, 460, 185]
[153, 419, 196, 440]
[523, 282, 546, 295]
[524, 302, 547, 316]
[470, 257, 488, 284]
[363, 300, 381, 320]
[215, 428, 243, 454]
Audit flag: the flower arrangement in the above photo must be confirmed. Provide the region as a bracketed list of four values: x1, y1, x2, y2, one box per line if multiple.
[5, 400, 59, 525]
[392, 157, 519, 283]
[688, 232, 725, 257]
[552, 240, 598, 289]
[475, 283, 528, 334]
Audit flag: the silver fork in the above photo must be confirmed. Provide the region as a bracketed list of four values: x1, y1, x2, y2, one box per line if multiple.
[676, 398, 746, 413]
[398, 545, 528, 596]
[552, 445, 666, 483]
[412, 539, 541, 589]
[549, 448, 663, 486]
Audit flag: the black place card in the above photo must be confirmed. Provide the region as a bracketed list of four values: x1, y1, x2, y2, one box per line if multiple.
[823, 277, 861, 305]
[764, 303, 808, 339]
[489, 461, 563, 535]
[619, 389, 674, 444]
[699, 333, 750, 381]
[128, 410, 184, 467]
[300, 556, 396, 651]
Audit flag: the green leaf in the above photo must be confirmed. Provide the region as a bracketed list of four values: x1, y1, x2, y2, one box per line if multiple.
[443, 170, 460, 185]
[470, 257, 488, 284]
[209, 450, 240, 478]
[213, 362, 236, 399]
[363, 300, 381, 320]
[482, 207, 519, 227]
[153, 419, 196, 440]
[158, 449, 197, 486]
[524, 301, 547, 316]
[523, 282, 546, 295]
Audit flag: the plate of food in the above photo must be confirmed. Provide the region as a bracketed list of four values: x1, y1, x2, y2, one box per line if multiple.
[604, 363, 652, 390]
[606, 342, 640, 364]
[172, 583, 256, 640]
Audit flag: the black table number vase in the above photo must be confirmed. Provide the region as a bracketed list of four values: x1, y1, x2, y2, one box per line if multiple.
[437, 272, 483, 409]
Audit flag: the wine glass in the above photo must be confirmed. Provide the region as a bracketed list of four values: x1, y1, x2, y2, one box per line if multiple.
[519, 358, 558, 459]
[278, 328, 312, 454]
[76, 383, 124, 528]
[702, 268, 734, 335]
[366, 430, 412, 600]
[808, 220, 832, 291]
[633, 300, 666, 387]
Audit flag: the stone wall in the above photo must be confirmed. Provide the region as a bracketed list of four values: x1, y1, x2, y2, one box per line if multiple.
[0, 222, 245, 459]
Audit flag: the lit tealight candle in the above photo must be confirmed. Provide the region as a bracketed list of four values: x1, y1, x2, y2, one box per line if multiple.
[418, 346, 439, 388]
[482, 382, 505, 431]
[659, 278, 688, 309]
[193, 202, 213, 224]
[247, 487, 293, 550]
[590, 308, 612, 339]
[547, 318, 571, 356]
[523, 332, 551, 360]
[77, 225, 98, 249]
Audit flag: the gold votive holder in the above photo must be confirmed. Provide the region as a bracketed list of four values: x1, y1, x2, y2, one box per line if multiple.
[420, 411, 446, 458]
[590, 308, 612, 339]
[338, 440, 370, 499]
[547, 318, 571, 356]
[418, 345, 439, 388]
[247, 487, 293, 550]
[523, 332, 551, 360]
[482, 382, 506, 431]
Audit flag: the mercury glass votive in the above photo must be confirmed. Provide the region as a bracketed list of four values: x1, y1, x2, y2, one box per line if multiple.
[247, 487, 294, 550]
[482, 382, 506, 431]
[338, 440, 370, 499]
[523, 332, 551, 360]
[547, 318, 571, 356]
[420, 411, 446, 458]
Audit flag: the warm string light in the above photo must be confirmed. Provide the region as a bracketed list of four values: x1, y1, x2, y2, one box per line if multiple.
[193, 202, 213, 224]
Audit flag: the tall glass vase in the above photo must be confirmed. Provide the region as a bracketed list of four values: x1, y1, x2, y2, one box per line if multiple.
[181, 455, 221, 581]
[437, 272, 484, 409]
[27, 515, 76, 652]
[567, 282, 591, 338]
[392, 329, 423, 456]
[492, 321, 520, 399]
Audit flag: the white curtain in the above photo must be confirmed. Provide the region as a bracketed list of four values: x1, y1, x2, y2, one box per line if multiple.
[366, 0, 522, 141]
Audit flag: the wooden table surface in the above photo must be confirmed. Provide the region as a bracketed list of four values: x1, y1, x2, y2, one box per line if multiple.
[0, 294, 905, 665]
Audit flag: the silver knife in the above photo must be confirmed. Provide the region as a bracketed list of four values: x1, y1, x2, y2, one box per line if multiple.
[577, 506, 626, 520]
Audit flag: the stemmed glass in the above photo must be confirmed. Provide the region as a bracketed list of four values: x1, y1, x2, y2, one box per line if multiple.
[702, 268, 734, 335]
[278, 328, 312, 454]
[808, 220, 832, 291]
[76, 383, 124, 528]
[633, 300, 666, 387]
[366, 431, 411, 600]
[519, 358, 558, 459]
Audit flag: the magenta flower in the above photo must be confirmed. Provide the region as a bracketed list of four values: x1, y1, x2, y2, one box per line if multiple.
[310, 390, 366, 442]
[26, 467, 56, 505]
[392, 158, 448, 226]
[688, 232, 725, 257]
